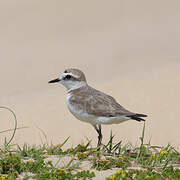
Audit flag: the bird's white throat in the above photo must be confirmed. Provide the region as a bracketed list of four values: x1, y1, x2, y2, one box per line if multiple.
[60, 80, 87, 92]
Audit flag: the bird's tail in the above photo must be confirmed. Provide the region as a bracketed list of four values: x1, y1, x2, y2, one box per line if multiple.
[127, 113, 147, 122]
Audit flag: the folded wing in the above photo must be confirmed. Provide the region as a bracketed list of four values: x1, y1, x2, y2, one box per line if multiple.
[70, 85, 147, 121]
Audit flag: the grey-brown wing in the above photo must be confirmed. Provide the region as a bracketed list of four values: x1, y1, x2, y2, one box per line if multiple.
[72, 86, 135, 117]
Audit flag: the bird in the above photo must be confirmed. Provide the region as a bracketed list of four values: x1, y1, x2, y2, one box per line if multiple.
[49, 68, 147, 146]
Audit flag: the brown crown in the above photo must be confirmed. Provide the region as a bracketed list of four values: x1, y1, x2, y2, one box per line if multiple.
[64, 68, 86, 82]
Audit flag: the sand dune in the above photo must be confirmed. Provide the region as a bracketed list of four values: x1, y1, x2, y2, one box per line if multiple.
[0, 0, 180, 148]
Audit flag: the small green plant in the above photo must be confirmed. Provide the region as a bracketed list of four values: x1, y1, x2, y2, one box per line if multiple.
[107, 166, 180, 180]
[0, 153, 22, 178]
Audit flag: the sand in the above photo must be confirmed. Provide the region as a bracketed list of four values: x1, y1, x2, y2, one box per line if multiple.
[0, 0, 180, 150]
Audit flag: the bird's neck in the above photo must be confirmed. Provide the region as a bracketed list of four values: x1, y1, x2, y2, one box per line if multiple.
[67, 81, 87, 92]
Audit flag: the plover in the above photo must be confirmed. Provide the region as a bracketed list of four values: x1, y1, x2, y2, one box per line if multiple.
[49, 68, 147, 146]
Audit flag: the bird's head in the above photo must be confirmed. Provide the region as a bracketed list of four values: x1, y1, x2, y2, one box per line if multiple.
[49, 68, 87, 91]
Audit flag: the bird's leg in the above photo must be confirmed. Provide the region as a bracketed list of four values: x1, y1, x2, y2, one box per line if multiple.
[97, 124, 102, 146]
[92, 124, 102, 147]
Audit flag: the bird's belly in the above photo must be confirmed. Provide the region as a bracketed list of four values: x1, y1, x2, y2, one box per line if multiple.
[97, 116, 130, 124]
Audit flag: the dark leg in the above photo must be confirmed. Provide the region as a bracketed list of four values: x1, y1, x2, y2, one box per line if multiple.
[92, 124, 102, 147]
[97, 124, 102, 146]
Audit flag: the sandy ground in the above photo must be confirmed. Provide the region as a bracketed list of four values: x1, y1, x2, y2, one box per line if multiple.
[0, 0, 180, 154]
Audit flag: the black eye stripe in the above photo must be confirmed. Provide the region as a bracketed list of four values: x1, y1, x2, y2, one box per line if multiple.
[64, 74, 72, 80]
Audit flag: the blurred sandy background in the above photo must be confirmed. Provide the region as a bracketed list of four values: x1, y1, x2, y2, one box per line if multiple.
[0, 0, 180, 148]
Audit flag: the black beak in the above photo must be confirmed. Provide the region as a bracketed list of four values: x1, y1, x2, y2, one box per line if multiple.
[48, 78, 60, 83]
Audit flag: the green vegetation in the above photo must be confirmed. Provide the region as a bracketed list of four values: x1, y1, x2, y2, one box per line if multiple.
[0, 131, 180, 179]
[0, 107, 180, 179]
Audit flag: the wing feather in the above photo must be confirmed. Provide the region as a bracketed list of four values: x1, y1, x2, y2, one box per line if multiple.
[69, 85, 135, 117]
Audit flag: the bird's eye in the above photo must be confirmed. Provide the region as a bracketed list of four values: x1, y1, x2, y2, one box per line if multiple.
[64, 70, 67, 73]
[65, 75, 72, 80]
